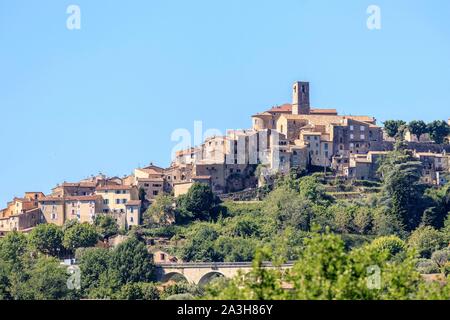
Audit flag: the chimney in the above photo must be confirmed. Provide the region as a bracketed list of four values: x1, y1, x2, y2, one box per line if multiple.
[292, 81, 310, 115]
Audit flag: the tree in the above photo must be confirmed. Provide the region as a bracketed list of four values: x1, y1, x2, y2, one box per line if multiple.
[76, 247, 111, 294]
[408, 120, 428, 141]
[408, 226, 446, 258]
[25, 256, 71, 300]
[117, 282, 160, 300]
[28, 223, 64, 256]
[144, 194, 176, 227]
[427, 120, 450, 144]
[431, 249, 449, 273]
[110, 237, 155, 284]
[263, 187, 313, 232]
[378, 150, 424, 230]
[384, 120, 406, 138]
[63, 222, 99, 251]
[0, 232, 28, 271]
[203, 248, 286, 300]
[369, 236, 406, 258]
[94, 215, 119, 240]
[214, 236, 258, 262]
[177, 183, 218, 221]
[180, 224, 223, 262]
[204, 232, 450, 300]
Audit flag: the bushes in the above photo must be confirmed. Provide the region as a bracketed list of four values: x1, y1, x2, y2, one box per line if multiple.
[407, 226, 447, 258]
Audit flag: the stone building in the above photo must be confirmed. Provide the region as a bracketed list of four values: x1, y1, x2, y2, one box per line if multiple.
[38, 195, 103, 226]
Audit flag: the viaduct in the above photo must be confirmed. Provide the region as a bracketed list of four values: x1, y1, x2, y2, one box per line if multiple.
[155, 262, 294, 286]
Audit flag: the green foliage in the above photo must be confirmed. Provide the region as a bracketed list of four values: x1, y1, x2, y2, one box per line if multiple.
[408, 120, 428, 141]
[263, 187, 313, 232]
[431, 248, 450, 273]
[378, 149, 424, 231]
[427, 120, 450, 144]
[415, 259, 439, 274]
[161, 282, 202, 300]
[369, 236, 406, 258]
[0, 234, 72, 300]
[179, 224, 222, 262]
[28, 223, 64, 256]
[94, 215, 119, 240]
[63, 221, 99, 251]
[110, 236, 155, 284]
[76, 247, 111, 294]
[116, 282, 160, 300]
[204, 232, 450, 300]
[408, 226, 446, 258]
[22, 255, 70, 300]
[144, 194, 176, 227]
[384, 120, 406, 138]
[176, 183, 218, 222]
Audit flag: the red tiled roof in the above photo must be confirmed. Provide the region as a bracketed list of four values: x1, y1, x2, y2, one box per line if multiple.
[266, 104, 337, 115]
[267, 104, 292, 113]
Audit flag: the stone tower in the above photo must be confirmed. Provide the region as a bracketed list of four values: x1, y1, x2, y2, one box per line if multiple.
[292, 81, 310, 115]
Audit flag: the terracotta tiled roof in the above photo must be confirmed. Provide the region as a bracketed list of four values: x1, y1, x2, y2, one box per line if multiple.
[266, 104, 337, 115]
[267, 104, 292, 113]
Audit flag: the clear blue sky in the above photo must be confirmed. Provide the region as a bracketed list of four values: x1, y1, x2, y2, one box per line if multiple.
[1, 0, 449, 205]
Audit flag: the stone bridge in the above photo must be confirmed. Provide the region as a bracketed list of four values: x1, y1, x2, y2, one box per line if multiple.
[155, 262, 294, 286]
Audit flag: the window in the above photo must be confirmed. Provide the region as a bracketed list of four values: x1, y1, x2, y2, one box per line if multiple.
[350, 143, 354, 148]
[122, 199, 127, 204]
[116, 199, 120, 205]
[51, 213, 57, 220]
[153, 191, 159, 196]
[130, 207, 134, 213]
[360, 134, 365, 140]
[360, 126, 365, 131]
[144, 183, 150, 187]
[350, 125, 354, 131]
[324, 143, 328, 150]
[350, 134, 354, 140]
[103, 199, 109, 205]
[130, 217, 134, 223]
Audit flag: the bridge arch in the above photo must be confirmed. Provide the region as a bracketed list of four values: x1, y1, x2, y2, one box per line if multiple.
[161, 272, 189, 283]
[198, 271, 225, 287]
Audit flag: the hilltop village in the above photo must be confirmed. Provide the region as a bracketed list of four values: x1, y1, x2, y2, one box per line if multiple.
[1, 81, 450, 236]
